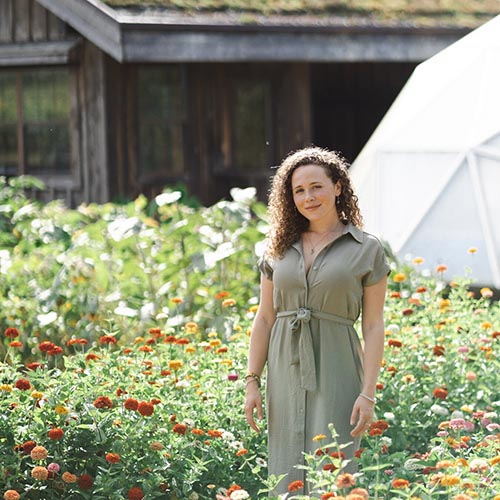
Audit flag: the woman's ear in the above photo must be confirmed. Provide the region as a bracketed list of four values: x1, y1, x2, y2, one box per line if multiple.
[334, 181, 342, 197]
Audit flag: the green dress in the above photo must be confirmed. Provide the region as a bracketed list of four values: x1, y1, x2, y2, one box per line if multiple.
[258, 223, 390, 495]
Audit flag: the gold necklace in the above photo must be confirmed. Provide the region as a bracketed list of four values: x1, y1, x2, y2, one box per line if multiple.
[305, 223, 343, 255]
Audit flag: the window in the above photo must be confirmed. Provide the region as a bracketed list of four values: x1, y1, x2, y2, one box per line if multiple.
[232, 80, 271, 172]
[0, 68, 71, 176]
[136, 66, 185, 179]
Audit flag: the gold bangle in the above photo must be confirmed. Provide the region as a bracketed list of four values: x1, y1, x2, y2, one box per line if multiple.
[245, 372, 261, 388]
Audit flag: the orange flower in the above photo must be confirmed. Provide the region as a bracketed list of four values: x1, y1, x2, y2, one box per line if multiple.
[127, 487, 144, 500]
[171, 297, 183, 304]
[192, 428, 205, 436]
[433, 387, 448, 400]
[93, 396, 113, 409]
[336, 473, 356, 489]
[321, 494, 336, 500]
[30, 445, 48, 461]
[436, 264, 448, 273]
[236, 448, 248, 456]
[99, 335, 117, 345]
[31, 466, 49, 480]
[222, 298, 236, 308]
[9, 341, 22, 348]
[105, 452, 120, 463]
[350, 488, 369, 500]
[440, 475, 460, 486]
[173, 423, 188, 435]
[47, 428, 64, 441]
[433, 345, 445, 356]
[388, 339, 403, 348]
[393, 273, 406, 282]
[62, 472, 77, 483]
[288, 480, 304, 492]
[207, 429, 223, 438]
[3, 490, 21, 500]
[215, 291, 230, 300]
[392, 478, 410, 489]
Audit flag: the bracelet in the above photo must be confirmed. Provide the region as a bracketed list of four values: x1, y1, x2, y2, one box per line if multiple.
[245, 372, 261, 388]
[359, 393, 376, 404]
[245, 378, 260, 388]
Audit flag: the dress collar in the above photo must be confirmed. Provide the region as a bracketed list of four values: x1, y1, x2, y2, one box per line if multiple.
[291, 221, 364, 252]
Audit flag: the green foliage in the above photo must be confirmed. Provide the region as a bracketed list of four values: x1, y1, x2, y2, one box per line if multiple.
[1, 179, 500, 498]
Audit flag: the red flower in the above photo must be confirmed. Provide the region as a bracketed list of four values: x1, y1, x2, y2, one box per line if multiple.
[137, 401, 154, 417]
[47, 345, 63, 355]
[175, 338, 190, 345]
[151, 398, 161, 405]
[433, 387, 448, 400]
[388, 339, 403, 348]
[369, 428, 383, 437]
[321, 494, 336, 500]
[38, 341, 55, 352]
[330, 451, 346, 460]
[433, 345, 445, 356]
[15, 378, 31, 391]
[215, 291, 230, 300]
[93, 396, 113, 409]
[78, 474, 93, 490]
[370, 420, 390, 431]
[207, 429, 223, 438]
[173, 423, 188, 435]
[26, 362, 44, 371]
[47, 428, 64, 441]
[21, 440, 37, 454]
[288, 480, 304, 492]
[402, 308, 414, 316]
[164, 336, 177, 343]
[128, 487, 144, 500]
[99, 335, 117, 345]
[105, 452, 120, 463]
[4, 327, 19, 338]
[124, 398, 139, 411]
[85, 353, 100, 362]
[323, 463, 338, 472]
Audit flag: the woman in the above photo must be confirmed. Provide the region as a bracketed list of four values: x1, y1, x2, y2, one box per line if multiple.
[244, 146, 389, 495]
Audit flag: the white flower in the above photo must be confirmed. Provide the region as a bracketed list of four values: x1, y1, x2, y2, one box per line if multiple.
[37, 311, 58, 327]
[230, 186, 256, 204]
[450, 410, 464, 420]
[188, 493, 199, 500]
[386, 324, 400, 335]
[380, 436, 392, 448]
[182, 419, 195, 427]
[421, 395, 433, 405]
[176, 380, 189, 389]
[230, 490, 250, 500]
[431, 404, 449, 416]
[155, 191, 182, 206]
[255, 457, 267, 468]
[383, 412, 395, 421]
[221, 430, 235, 442]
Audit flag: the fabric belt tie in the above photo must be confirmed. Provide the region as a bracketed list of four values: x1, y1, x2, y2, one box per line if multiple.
[276, 308, 354, 392]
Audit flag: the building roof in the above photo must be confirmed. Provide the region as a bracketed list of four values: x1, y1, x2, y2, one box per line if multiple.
[36, 0, 499, 63]
[101, 0, 500, 29]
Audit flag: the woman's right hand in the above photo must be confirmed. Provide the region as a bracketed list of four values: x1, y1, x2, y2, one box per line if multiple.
[244, 380, 263, 432]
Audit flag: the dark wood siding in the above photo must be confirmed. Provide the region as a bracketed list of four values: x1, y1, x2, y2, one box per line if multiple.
[0, 0, 69, 44]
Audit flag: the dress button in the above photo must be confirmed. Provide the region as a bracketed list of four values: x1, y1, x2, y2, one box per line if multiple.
[313, 266, 318, 271]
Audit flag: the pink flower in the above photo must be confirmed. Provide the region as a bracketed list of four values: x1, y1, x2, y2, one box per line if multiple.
[437, 431, 449, 437]
[449, 418, 466, 430]
[466, 371, 477, 381]
[457, 346, 469, 353]
[47, 463, 60, 473]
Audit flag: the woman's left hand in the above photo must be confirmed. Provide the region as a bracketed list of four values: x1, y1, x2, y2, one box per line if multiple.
[350, 395, 375, 437]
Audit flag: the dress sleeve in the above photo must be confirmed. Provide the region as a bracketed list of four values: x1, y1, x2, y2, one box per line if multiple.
[362, 239, 391, 287]
[257, 254, 274, 281]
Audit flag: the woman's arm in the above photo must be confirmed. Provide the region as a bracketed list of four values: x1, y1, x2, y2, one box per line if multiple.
[350, 276, 387, 437]
[244, 275, 276, 432]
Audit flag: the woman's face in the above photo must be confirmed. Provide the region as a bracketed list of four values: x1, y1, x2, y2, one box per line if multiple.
[291, 164, 341, 225]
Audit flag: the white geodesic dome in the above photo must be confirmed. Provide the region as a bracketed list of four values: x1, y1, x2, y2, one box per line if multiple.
[350, 14, 500, 287]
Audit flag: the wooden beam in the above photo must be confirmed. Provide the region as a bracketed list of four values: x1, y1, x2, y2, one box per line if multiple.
[13, 0, 31, 42]
[0, 0, 14, 43]
[0, 39, 81, 66]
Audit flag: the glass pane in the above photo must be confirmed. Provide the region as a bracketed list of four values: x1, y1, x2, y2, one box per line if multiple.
[137, 66, 184, 175]
[0, 72, 17, 122]
[22, 69, 69, 122]
[0, 72, 18, 174]
[22, 69, 71, 173]
[233, 81, 268, 171]
[25, 124, 70, 173]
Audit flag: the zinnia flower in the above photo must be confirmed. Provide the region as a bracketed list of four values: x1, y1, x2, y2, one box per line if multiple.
[392, 478, 410, 488]
[30, 445, 48, 461]
[93, 396, 113, 409]
[78, 474, 93, 490]
[14, 378, 31, 391]
[62, 472, 77, 483]
[3, 490, 21, 500]
[47, 428, 64, 440]
[47, 462, 60, 473]
[124, 398, 139, 411]
[137, 401, 154, 417]
[173, 423, 188, 435]
[128, 487, 145, 500]
[4, 327, 19, 338]
[99, 335, 117, 345]
[288, 480, 304, 492]
[32, 466, 49, 480]
[105, 452, 120, 463]
[336, 473, 356, 489]
[350, 488, 369, 499]
[433, 387, 448, 400]
[393, 273, 406, 282]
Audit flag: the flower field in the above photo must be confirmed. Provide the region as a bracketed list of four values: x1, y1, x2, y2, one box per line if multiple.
[1, 177, 500, 500]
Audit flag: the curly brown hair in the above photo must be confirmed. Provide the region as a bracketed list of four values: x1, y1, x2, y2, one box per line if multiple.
[266, 146, 363, 259]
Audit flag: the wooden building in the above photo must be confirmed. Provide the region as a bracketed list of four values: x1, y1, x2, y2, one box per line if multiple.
[0, 0, 494, 205]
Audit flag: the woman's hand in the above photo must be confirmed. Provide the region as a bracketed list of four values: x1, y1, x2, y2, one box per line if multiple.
[244, 380, 263, 432]
[350, 395, 375, 437]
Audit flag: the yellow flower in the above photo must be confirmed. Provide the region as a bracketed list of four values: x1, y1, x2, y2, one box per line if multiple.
[393, 273, 406, 283]
[490, 455, 500, 466]
[0, 384, 13, 392]
[169, 360, 183, 370]
[468, 247, 478, 254]
[481, 321, 492, 330]
[209, 339, 222, 347]
[208, 331, 218, 338]
[220, 359, 233, 367]
[185, 321, 198, 333]
[248, 305, 259, 313]
[439, 299, 451, 311]
[55, 405, 69, 415]
[440, 475, 460, 487]
[413, 257, 424, 265]
[312, 434, 326, 441]
[480, 287, 493, 298]
[185, 346, 196, 354]
[31, 391, 43, 399]
[134, 336, 144, 344]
